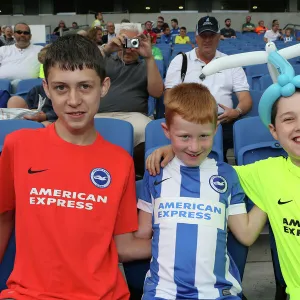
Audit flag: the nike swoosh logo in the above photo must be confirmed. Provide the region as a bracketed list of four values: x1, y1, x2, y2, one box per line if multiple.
[278, 199, 293, 205]
[28, 168, 48, 174]
[154, 177, 171, 186]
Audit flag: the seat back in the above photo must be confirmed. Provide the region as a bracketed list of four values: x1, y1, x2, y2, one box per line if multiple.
[0, 120, 45, 152]
[145, 118, 223, 162]
[0, 79, 11, 93]
[94, 118, 134, 156]
[233, 116, 286, 165]
[259, 74, 273, 91]
[16, 79, 43, 94]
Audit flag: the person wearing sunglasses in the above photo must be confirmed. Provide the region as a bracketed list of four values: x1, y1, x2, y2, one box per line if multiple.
[0, 22, 43, 87]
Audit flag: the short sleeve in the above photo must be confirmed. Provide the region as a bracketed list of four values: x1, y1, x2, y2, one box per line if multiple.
[228, 169, 247, 216]
[234, 164, 267, 212]
[264, 31, 269, 39]
[186, 36, 190, 42]
[165, 54, 183, 89]
[175, 36, 179, 44]
[137, 171, 153, 214]
[220, 29, 225, 35]
[0, 134, 16, 213]
[232, 67, 249, 92]
[114, 160, 138, 235]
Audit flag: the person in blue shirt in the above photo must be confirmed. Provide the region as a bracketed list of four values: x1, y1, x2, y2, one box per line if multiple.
[160, 26, 172, 44]
[284, 28, 294, 43]
[135, 82, 266, 300]
[170, 18, 180, 38]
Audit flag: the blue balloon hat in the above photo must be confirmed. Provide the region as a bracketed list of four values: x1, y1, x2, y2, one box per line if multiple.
[259, 51, 300, 127]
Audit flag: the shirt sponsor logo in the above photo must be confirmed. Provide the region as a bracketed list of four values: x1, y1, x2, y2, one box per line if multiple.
[29, 188, 108, 211]
[283, 218, 300, 236]
[90, 168, 111, 188]
[209, 175, 228, 194]
[154, 197, 225, 229]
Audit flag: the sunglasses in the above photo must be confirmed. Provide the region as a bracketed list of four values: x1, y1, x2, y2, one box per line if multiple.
[15, 30, 30, 35]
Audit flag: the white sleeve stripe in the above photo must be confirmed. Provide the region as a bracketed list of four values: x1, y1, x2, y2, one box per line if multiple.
[137, 199, 153, 214]
[228, 203, 247, 216]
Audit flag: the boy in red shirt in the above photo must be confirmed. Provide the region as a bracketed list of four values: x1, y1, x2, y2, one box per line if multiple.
[0, 35, 151, 300]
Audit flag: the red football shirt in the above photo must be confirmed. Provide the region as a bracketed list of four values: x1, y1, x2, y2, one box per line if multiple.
[143, 30, 157, 44]
[0, 124, 138, 300]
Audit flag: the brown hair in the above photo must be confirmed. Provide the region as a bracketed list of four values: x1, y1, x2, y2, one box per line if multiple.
[164, 83, 218, 127]
[38, 44, 51, 64]
[87, 27, 102, 44]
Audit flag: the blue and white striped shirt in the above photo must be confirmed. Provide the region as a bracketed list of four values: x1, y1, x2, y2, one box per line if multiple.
[138, 156, 246, 300]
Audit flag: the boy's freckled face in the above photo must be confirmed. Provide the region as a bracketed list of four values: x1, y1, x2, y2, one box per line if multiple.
[270, 93, 300, 165]
[43, 66, 110, 132]
[163, 114, 216, 167]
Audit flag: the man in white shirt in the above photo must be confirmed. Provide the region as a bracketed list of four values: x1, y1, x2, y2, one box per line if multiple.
[0, 23, 42, 85]
[264, 20, 282, 43]
[102, 22, 116, 44]
[165, 16, 252, 161]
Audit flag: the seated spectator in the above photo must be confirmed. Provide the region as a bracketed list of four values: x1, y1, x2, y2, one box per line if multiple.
[102, 22, 116, 43]
[160, 26, 172, 44]
[242, 16, 255, 33]
[38, 44, 51, 79]
[175, 27, 192, 45]
[53, 20, 68, 36]
[6, 84, 57, 125]
[264, 20, 282, 43]
[121, 18, 130, 23]
[0, 25, 5, 36]
[87, 27, 103, 46]
[92, 12, 106, 29]
[255, 20, 268, 34]
[0, 26, 15, 45]
[220, 18, 236, 39]
[284, 28, 294, 43]
[143, 21, 157, 44]
[170, 18, 180, 38]
[152, 41, 163, 60]
[99, 23, 164, 174]
[0, 23, 42, 85]
[152, 16, 165, 38]
[72, 22, 79, 29]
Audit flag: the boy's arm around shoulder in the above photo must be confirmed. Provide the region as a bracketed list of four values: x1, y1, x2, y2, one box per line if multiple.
[114, 167, 152, 262]
[227, 167, 267, 246]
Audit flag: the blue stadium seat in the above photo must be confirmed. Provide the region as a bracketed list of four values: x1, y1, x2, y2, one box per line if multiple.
[156, 44, 172, 68]
[0, 231, 15, 291]
[34, 43, 46, 47]
[245, 64, 269, 91]
[94, 118, 134, 156]
[16, 78, 43, 94]
[0, 120, 45, 152]
[0, 79, 11, 93]
[145, 118, 224, 162]
[172, 44, 193, 54]
[232, 90, 262, 118]
[148, 96, 156, 117]
[155, 60, 165, 78]
[259, 74, 273, 91]
[186, 32, 196, 44]
[233, 116, 286, 166]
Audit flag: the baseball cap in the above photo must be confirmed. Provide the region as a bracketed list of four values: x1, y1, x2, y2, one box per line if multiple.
[196, 16, 220, 35]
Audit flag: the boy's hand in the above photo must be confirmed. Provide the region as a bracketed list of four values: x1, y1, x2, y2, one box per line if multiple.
[146, 145, 174, 176]
[23, 112, 47, 123]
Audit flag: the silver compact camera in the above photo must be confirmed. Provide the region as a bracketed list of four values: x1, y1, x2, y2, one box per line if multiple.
[123, 38, 139, 49]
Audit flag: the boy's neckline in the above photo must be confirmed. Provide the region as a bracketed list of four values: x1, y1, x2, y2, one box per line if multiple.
[172, 156, 213, 168]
